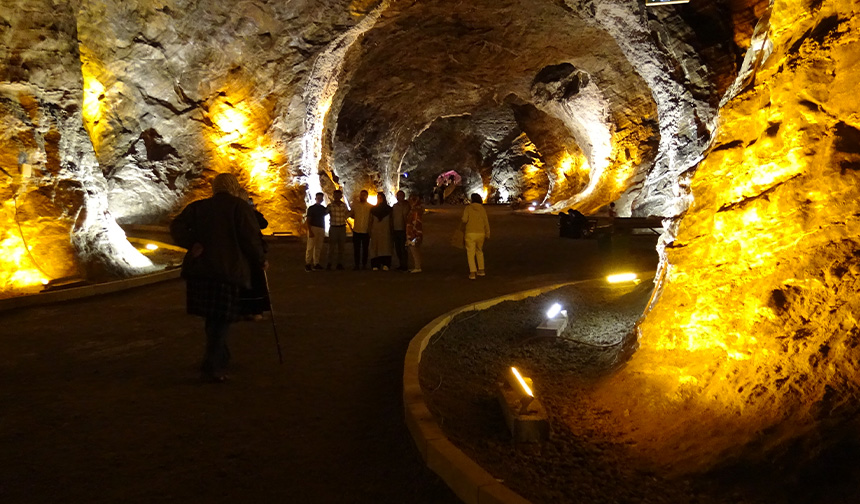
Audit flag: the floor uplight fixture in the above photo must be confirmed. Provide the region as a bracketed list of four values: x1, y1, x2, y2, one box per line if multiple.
[537, 302, 568, 337]
[497, 366, 550, 441]
[509, 366, 535, 413]
[145, 243, 159, 251]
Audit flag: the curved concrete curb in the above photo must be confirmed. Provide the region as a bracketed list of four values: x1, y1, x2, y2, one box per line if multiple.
[0, 237, 184, 313]
[404, 281, 581, 504]
[0, 267, 182, 313]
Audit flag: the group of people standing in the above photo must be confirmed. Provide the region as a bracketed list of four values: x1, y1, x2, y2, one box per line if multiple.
[305, 189, 424, 273]
[169, 174, 488, 383]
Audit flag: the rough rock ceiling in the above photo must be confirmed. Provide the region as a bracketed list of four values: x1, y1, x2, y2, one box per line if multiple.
[335, 0, 660, 210]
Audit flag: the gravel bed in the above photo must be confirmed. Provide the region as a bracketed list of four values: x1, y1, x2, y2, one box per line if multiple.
[418, 280, 744, 504]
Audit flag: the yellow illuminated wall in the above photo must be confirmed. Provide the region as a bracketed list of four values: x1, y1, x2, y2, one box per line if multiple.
[80, 55, 106, 151]
[0, 183, 80, 298]
[584, 0, 860, 472]
[200, 75, 296, 231]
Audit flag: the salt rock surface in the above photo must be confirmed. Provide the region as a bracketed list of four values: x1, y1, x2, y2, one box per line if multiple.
[594, 0, 860, 473]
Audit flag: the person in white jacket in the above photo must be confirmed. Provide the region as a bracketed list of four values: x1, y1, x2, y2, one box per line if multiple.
[461, 193, 491, 280]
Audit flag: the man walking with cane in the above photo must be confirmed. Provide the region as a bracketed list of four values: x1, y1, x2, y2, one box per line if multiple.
[170, 173, 268, 382]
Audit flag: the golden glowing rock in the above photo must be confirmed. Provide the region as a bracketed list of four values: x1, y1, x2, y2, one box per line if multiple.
[350, 0, 382, 17]
[582, 0, 860, 473]
[196, 77, 301, 232]
[0, 188, 78, 297]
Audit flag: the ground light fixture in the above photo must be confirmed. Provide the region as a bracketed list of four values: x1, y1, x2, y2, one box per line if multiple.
[496, 366, 549, 442]
[510, 366, 535, 411]
[537, 302, 568, 336]
[607, 272, 638, 284]
[145, 243, 159, 251]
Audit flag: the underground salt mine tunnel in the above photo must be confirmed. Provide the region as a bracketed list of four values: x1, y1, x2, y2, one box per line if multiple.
[2, 0, 860, 502]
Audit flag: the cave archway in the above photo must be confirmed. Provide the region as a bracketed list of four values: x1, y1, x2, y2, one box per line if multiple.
[325, 0, 665, 214]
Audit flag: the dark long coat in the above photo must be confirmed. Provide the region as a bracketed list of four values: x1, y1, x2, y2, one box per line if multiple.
[170, 192, 266, 320]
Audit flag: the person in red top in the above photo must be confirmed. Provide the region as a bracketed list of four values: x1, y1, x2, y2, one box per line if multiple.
[406, 193, 424, 273]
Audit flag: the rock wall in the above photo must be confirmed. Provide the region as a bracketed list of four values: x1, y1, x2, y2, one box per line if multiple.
[1, 0, 361, 295]
[75, 0, 358, 230]
[333, 0, 662, 210]
[0, 0, 157, 294]
[597, 0, 860, 474]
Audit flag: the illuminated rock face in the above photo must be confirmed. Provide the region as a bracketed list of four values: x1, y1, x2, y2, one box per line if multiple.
[74, 0, 359, 231]
[334, 0, 667, 212]
[0, 0, 156, 295]
[1, 0, 357, 294]
[602, 0, 860, 473]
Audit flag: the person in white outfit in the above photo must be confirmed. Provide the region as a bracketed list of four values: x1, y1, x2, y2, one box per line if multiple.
[461, 193, 490, 280]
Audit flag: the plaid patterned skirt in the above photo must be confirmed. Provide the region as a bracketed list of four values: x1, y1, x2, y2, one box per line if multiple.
[186, 278, 242, 322]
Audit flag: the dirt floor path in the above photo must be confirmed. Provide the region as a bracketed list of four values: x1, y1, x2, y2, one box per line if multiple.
[0, 206, 657, 504]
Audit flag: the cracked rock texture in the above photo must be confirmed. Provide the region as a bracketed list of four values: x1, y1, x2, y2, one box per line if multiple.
[589, 0, 860, 476]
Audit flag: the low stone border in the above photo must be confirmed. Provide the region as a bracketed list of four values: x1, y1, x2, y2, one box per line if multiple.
[403, 282, 581, 504]
[0, 238, 183, 313]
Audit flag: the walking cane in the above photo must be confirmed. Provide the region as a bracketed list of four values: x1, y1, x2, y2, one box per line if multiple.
[263, 270, 284, 365]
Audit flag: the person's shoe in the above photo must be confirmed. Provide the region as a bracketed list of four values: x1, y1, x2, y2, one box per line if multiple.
[305, 264, 312, 272]
[336, 264, 345, 270]
[469, 272, 477, 280]
[372, 267, 379, 271]
[477, 269, 486, 276]
[410, 268, 422, 273]
[313, 264, 324, 270]
[326, 263, 332, 270]
[398, 266, 408, 272]
[382, 265, 389, 271]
